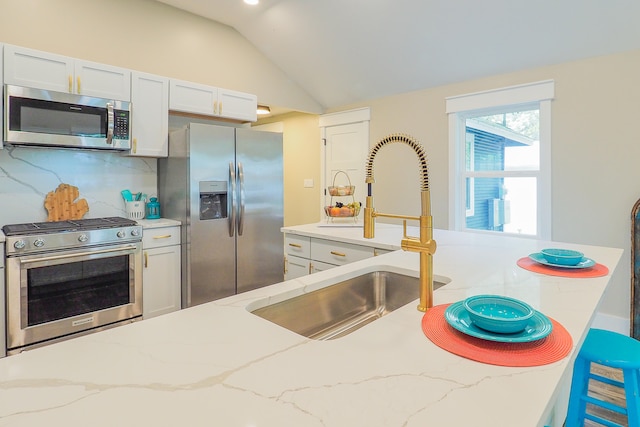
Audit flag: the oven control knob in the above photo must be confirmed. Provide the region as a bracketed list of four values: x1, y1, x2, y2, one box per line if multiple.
[117, 230, 126, 238]
[33, 238, 45, 248]
[131, 229, 140, 237]
[13, 240, 26, 249]
[78, 234, 88, 243]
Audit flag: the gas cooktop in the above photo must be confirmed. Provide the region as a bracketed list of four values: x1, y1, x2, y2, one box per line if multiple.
[2, 217, 138, 236]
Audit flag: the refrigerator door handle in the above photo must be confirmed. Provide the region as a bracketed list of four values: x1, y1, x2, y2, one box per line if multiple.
[237, 161, 246, 236]
[228, 162, 236, 237]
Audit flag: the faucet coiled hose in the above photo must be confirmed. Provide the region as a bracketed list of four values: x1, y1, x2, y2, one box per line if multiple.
[365, 133, 429, 191]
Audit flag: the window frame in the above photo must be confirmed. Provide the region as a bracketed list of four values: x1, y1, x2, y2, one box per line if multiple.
[447, 80, 554, 239]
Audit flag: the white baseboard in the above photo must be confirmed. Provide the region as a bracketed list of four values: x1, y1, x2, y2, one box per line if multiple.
[591, 312, 630, 336]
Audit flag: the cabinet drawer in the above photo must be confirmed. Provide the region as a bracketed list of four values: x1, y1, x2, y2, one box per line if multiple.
[284, 255, 310, 280]
[143, 226, 181, 249]
[310, 259, 337, 274]
[284, 234, 311, 258]
[310, 238, 374, 266]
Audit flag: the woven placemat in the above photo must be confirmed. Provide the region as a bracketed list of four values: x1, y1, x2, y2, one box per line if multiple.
[517, 257, 609, 278]
[422, 304, 573, 367]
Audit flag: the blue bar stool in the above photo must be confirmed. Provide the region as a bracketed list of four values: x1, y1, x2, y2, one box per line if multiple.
[565, 328, 640, 427]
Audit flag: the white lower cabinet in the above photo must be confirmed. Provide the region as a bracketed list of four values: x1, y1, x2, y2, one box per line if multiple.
[284, 234, 387, 280]
[284, 254, 310, 280]
[142, 225, 181, 319]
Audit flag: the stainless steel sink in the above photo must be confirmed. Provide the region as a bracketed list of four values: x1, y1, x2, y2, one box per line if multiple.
[250, 271, 448, 340]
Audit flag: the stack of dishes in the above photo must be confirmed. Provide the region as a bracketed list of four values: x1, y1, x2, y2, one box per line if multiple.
[444, 295, 553, 342]
[529, 248, 595, 269]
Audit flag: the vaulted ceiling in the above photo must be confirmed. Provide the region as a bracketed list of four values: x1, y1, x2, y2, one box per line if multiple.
[156, 0, 640, 111]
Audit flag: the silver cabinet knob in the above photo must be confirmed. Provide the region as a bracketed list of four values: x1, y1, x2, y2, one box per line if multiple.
[33, 238, 45, 248]
[78, 234, 88, 242]
[117, 230, 126, 238]
[131, 229, 140, 237]
[13, 240, 26, 249]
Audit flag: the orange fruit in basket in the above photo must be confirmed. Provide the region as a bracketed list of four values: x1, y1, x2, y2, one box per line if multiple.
[330, 207, 341, 216]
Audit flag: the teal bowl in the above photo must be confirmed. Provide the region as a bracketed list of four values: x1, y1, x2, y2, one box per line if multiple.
[540, 248, 584, 266]
[463, 295, 535, 334]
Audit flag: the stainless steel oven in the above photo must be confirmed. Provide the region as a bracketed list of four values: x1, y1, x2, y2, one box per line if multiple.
[3, 217, 142, 354]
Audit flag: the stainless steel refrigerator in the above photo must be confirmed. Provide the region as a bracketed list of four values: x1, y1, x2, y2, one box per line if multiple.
[158, 123, 284, 308]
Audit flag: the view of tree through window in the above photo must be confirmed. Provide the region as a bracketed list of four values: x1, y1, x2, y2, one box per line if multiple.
[465, 108, 540, 235]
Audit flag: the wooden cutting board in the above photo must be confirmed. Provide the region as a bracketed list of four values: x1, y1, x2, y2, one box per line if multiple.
[44, 183, 89, 221]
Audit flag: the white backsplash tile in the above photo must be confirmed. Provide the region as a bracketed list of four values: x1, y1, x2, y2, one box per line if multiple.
[0, 145, 157, 225]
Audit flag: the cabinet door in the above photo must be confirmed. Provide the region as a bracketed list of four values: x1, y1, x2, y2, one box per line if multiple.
[285, 255, 310, 280]
[3, 44, 74, 93]
[143, 244, 181, 319]
[75, 60, 131, 100]
[169, 79, 217, 115]
[218, 87, 257, 122]
[310, 260, 337, 274]
[130, 71, 169, 157]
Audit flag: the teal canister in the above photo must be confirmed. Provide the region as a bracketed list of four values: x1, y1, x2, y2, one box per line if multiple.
[146, 197, 161, 219]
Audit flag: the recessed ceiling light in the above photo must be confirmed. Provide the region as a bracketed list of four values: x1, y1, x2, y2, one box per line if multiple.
[257, 105, 271, 115]
[244, 0, 259, 5]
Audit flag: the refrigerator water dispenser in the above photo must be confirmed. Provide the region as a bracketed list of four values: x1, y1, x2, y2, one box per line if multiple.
[199, 181, 227, 220]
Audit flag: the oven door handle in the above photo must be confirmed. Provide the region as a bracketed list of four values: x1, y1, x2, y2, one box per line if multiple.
[18, 244, 138, 264]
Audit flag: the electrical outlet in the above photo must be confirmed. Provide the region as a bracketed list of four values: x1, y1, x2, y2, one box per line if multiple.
[303, 179, 314, 188]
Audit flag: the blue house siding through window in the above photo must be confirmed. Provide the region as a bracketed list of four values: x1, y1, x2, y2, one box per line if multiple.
[465, 128, 522, 232]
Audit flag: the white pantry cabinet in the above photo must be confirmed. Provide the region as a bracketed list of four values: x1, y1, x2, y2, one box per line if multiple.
[129, 71, 169, 157]
[3, 44, 131, 101]
[142, 224, 181, 319]
[169, 78, 257, 122]
[283, 234, 388, 280]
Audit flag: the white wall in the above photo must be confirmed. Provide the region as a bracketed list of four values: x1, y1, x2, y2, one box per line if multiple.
[0, 0, 322, 114]
[330, 49, 640, 327]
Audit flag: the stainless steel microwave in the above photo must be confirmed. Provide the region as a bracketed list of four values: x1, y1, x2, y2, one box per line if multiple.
[4, 84, 131, 150]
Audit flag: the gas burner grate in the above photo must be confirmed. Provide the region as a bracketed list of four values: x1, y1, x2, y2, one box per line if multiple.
[2, 217, 137, 236]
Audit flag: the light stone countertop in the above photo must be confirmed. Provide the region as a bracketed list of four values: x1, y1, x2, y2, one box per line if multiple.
[0, 227, 623, 426]
[137, 217, 181, 229]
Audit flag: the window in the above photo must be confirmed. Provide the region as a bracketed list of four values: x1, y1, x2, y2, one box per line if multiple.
[447, 81, 554, 239]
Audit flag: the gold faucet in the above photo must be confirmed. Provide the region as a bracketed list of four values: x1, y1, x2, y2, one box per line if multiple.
[363, 133, 437, 312]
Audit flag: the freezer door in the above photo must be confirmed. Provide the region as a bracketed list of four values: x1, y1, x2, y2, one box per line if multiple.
[188, 123, 237, 306]
[235, 128, 284, 293]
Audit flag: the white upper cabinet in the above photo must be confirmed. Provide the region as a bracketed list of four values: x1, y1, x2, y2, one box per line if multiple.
[169, 78, 257, 122]
[130, 71, 169, 157]
[74, 60, 131, 101]
[3, 44, 130, 101]
[218, 87, 257, 122]
[169, 79, 217, 116]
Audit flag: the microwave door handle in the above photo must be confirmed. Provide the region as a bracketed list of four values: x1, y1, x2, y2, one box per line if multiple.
[228, 162, 236, 238]
[106, 103, 114, 144]
[237, 162, 245, 236]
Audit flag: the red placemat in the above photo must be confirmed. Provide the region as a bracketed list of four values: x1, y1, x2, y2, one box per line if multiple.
[517, 257, 609, 278]
[422, 304, 573, 367]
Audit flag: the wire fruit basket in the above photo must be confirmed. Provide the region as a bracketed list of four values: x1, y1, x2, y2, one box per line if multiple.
[325, 171, 361, 221]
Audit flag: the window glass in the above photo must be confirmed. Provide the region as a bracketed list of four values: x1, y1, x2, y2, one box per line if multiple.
[447, 80, 553, 239]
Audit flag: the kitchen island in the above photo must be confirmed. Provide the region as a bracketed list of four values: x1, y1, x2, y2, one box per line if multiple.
[0, 227, 623, 426]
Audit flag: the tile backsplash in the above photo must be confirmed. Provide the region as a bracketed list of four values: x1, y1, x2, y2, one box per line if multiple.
[0, 145, 157, 225]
